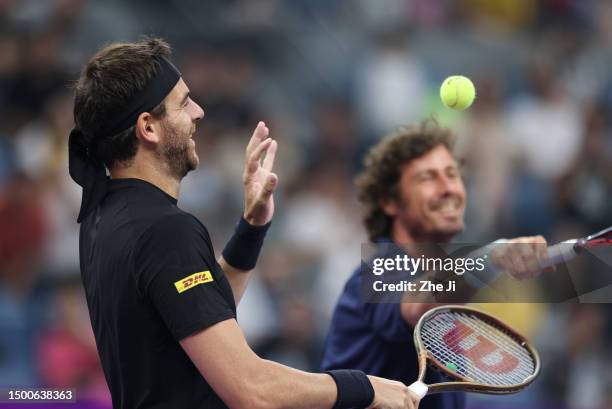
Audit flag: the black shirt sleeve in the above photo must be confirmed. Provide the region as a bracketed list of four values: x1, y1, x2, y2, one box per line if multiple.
[133, 213, 236, 340]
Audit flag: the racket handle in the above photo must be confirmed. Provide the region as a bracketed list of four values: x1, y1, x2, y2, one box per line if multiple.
[539, 239, 578, 269]
[408, 381, 428, 399]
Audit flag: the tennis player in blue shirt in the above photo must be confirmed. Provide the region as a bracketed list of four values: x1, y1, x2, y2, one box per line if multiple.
[321, 121, 551, 409]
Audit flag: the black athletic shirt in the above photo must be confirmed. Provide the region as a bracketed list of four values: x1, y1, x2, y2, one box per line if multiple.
[79, 178, 236, 409]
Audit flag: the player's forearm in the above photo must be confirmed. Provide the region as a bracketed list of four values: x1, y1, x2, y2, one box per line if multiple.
[182, 319, 343, 409]
[218, 256, 250, 305]
[244, 359, 336, 409]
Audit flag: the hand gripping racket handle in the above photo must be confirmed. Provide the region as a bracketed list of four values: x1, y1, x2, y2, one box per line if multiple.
[539, 239, 578, 269]
[408, 381, 428, 399]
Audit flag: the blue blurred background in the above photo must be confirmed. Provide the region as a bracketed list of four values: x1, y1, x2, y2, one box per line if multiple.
[0, 0, 611, 408]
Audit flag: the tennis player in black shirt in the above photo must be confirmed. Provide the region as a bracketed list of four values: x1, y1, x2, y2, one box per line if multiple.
[68, 38, 419, 409]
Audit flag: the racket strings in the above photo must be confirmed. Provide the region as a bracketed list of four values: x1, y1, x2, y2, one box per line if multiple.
[420, 312, 536, 386]
[421, 313, 534, 384]
[425, 315, 534, 380]
[421, 322, 532, 386]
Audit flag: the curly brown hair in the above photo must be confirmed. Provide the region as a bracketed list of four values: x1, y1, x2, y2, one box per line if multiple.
[356, 119, 456, 241]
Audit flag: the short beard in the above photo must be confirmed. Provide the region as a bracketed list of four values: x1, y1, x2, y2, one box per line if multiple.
[397, 197, 462, 243]
[159, 120, 197, 179]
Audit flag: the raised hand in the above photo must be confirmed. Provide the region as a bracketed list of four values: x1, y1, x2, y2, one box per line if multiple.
[242, 121, 278, 226]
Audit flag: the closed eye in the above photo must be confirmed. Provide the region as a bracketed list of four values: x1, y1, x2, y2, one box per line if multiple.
[180, 92, 190, 108]
[446, 168, 459, 178]
[416, 171, 435, 182]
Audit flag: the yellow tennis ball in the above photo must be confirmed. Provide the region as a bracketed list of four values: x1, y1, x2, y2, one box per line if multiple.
[440, 75, 476, 110]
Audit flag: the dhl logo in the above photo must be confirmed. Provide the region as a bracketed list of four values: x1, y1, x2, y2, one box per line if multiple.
[174, 271, 213, 293]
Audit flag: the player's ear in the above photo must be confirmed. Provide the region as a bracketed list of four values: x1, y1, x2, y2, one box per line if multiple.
[380, 198, 399, 217]
[135, 111, 162, 144]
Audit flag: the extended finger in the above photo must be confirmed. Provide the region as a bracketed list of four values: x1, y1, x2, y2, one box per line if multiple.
[245, 121, 268, 158]
[246, 138, 272, 175]
[262, 140, 277, 171]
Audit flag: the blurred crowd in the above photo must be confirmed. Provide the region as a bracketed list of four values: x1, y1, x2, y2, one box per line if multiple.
[1, 0, 612, 408]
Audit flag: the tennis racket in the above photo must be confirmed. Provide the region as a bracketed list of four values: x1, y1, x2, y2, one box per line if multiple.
[407, 305, 540, 399]
[539, 226, 612, 269]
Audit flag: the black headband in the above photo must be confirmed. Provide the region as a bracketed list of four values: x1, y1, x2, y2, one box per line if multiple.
[69, 56, 181, 223]
[97, 56, 181, 137]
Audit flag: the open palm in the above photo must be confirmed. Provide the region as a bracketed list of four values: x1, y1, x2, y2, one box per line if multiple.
[242, 121, 278, 226]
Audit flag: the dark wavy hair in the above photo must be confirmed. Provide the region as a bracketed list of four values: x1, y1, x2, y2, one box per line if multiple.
[356, 119, 456, 241]
[73, 37, 171, 168]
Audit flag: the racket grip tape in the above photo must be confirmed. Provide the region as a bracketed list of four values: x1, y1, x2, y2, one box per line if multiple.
[408, 381, 428, 399]
[539, 240, 578, 269]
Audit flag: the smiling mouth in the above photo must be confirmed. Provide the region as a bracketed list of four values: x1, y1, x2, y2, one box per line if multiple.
[431, 198, 463, 215]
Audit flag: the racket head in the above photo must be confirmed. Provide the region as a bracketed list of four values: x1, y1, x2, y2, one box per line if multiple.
[413, 305, 540, 395]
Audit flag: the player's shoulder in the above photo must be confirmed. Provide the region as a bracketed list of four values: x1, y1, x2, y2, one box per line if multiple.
[131, 211, 214, 263]
[338, 264, 363, 297]
[143, 210, 208, 241]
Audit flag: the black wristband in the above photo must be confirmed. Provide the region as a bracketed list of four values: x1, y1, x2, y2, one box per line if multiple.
[325, 369, 375, 409]
[222, 217, 271, 270]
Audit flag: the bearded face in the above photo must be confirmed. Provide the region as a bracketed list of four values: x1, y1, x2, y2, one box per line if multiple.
[159, 117, 198, 179]
[392, 145, 466, 242]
